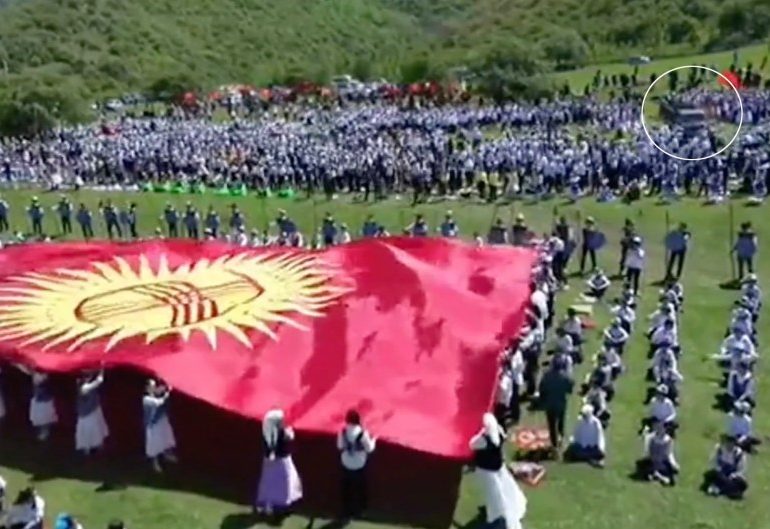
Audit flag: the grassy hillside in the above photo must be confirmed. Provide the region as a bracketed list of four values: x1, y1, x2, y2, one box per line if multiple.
[0, 0, 768, 111]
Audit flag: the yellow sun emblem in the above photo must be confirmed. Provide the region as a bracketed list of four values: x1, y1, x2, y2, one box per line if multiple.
[0, 253, 346, 352]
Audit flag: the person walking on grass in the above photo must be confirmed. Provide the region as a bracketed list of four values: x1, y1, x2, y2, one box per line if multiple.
[538, 357, 574, 454]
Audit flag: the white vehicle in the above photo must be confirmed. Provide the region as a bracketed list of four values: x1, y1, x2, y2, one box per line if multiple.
[628, 56, 651, 65]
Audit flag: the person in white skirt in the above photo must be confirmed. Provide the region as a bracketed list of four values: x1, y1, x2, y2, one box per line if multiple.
[143, 379, 177, 473]
[29, 370, 58, 441]
[469, 413, 527, 529]
[75, 370, 109, 456]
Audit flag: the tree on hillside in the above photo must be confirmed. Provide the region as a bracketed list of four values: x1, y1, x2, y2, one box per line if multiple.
[0, 100, 56, 137]
[542, 31, 591, 70]
[147, 73, 200, 102]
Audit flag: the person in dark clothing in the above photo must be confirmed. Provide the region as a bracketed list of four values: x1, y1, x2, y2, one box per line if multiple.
[538, 359, 574, 453]
[665, 223, 690, 280]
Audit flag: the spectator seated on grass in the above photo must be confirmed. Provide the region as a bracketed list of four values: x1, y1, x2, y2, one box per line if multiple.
[603, 319, 630, 356]
[647, 302, 677, 340]
[647, 356, 683, 406]
[648, 346, 679, 383]
[601, 346, 624, 378]
[580, 352, 615, 401]
[635, 419, 679, 486]
[563, 405, 605, 468]
[727, 401, 761, 453]
[584, 269, 610, 300]
[2, 487, 44, 529]
[648, 318, 679, 359]
[703, 435, 749, 500]
[729, 302, 754, 341]
[610, 295, 636, 334]
[582, 384, 611, 428]
[639, 385, 678, 436]
[725, 360, 756, 410]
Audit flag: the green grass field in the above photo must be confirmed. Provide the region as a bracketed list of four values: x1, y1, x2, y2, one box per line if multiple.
[0, 188, 767, 529]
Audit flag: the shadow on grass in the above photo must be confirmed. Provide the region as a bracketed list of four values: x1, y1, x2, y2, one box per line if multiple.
[718, 279, 742, 291]
[4, 429, 424, 529]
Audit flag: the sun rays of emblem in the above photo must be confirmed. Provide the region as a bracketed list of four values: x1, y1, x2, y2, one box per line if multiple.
[0, 253, 347, 352]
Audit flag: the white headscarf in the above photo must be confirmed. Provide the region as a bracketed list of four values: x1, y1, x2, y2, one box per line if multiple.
[482, 412, 504, 446]
[262, 409, 284, 447]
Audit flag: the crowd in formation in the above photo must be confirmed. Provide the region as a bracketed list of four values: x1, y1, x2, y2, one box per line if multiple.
[484, 215, 762, 522]
[1, 84, 770, 207]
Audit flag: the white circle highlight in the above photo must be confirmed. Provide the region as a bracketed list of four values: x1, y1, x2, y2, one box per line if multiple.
[640, 65, 743, 161]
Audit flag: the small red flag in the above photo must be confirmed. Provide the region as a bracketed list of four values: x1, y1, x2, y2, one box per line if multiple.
[718, 70, 742, 90]
[0, 238, 535, 458]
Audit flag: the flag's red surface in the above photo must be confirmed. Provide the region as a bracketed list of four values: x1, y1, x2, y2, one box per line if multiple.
[718, 70, 742, 90]
[0, 238, 535, 458]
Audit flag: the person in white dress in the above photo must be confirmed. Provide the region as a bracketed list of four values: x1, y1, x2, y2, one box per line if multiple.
[143, 379, 177, 473]
[75, 371, 109, 455]
[27, 369, 58, 441]
[469, 413, 527, 529]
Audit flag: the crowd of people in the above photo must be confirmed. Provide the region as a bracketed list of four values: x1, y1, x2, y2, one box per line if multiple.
[481, 212, 762, 527]
[1, 84, 770, 208]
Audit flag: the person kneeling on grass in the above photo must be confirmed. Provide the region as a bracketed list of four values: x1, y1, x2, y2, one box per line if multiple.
[726, 360, 756, 409]
[648, 319, 679, 359]
[651, 356, 683, 405]
[581, 353, 615, 401]
[583, 384, 611, 428]
[639, 385, 678, 436]
[649, 346, 679, 383]
[635, 419, 679, 486]
[603, 319, 629, 356]
[563, 405, 605, 468]
[704, 435, 749, 499]
[584, 269, 610, 300]
[727, 401, 761, 453]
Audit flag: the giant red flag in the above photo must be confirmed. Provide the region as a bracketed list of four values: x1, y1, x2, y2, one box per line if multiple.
[0, 238, 535, 458]
[718, 69, 742, 90]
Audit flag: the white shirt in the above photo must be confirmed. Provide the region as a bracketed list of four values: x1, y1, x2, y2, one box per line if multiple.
[624, 247, 645, 269]
[650, 397, 676, 423]
[727, 413, 752, 438]
[570, 415, 605, 452]
[337, 425, 376, 470]
[530, 289, 548, 319]
[720, 334, 756, 358]
[651, 327, 677, 347]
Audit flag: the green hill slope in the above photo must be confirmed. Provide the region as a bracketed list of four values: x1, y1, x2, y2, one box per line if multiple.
[0, 0, 767, 106]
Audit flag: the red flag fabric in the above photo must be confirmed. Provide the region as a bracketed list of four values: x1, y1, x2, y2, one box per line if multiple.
[0, 238, 535, 458]
[718, 70, 742, 90]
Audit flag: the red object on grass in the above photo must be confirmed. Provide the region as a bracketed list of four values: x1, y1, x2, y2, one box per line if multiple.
[0, 238, 535, 459]
[718, 70, 742, 90]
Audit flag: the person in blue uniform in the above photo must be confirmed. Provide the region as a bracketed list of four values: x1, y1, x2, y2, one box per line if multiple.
[76, 203, 94, 240]
[439, 211, 458, 237]
[205, 206, 220, 238]
[664, 223, 690, 280]
[361, 214, 378, 238]
[703, 435, 748, 499]
[487, 218, 508, 245]
[27, 197, 44, 236]
[184, 203, 200, 239]
[125, 202, 138, 239]
[229, 204, 246, 234]
[732, 222, 758, 279]
[0, 194, 8, 232]
[408, 214, 428, 237]
[101, 200, 122, 240]
[322, 213, 338, 246]
[579, 217, 600, 274]
[276, 209, 296, 235]
[163, 203, 179, 238]
[54, 196, 73, 235]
